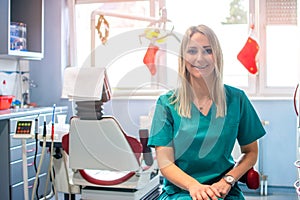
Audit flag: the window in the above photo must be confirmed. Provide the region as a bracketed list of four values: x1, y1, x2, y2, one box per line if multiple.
[166, 0, 251, 90]
[75, 0, 300, 98]
[75, 1, 163, 96]
[258, 0, 300, 96]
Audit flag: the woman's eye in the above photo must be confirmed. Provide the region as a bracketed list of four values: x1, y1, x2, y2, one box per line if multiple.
[187, 48, 198, 55]
[204, 48, 213, 54]
[187, 47, 212, 55]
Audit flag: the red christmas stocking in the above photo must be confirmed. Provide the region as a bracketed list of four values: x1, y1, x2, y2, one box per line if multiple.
[143, 44, 159, 75]
[237, 37, 259, 74]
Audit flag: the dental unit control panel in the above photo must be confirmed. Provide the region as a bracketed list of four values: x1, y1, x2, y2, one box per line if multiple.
[13, 120, 35, 139]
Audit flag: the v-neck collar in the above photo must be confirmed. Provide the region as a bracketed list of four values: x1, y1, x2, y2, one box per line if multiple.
[192, 102, 214, 117]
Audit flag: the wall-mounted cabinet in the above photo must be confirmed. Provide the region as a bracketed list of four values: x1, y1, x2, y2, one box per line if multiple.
[0, 0, 44, 60]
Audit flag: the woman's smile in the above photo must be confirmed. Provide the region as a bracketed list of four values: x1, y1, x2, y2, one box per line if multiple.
[193, 64, 209, 70]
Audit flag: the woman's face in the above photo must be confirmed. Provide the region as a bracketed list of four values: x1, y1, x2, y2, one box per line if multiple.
[184, 32, 215, 79]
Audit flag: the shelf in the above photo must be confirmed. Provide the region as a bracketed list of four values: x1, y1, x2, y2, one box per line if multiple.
[0, 50, 43, 60]
[0, 0, 44, 60]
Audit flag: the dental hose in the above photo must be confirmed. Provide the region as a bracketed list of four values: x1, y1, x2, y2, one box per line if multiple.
[62, 150, 72, 200]
[31, 121, 47, 200]
[33, 117, 40, 200]
[44, 104, 58, 200]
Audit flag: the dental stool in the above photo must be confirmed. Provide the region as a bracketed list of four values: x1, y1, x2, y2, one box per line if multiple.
[62, 116, 160, 200]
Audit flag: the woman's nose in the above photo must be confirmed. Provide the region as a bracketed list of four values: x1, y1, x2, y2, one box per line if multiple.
[196, 51, 206, 62]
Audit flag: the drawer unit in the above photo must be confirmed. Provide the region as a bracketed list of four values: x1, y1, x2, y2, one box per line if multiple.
[8, 108, 68, 199]
[10, 133, 35, 147]
[10, 142, 42, 162]
[11, 173, 49, 200]
[10, 154, 50, 185]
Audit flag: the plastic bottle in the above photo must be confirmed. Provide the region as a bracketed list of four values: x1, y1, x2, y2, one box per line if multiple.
[1, 80, 7, 95]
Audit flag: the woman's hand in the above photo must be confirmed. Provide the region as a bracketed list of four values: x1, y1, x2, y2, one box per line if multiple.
[211, 178, 232, 199]
[188, 181, 221, 200]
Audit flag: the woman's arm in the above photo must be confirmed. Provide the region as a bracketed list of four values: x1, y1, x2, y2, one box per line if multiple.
[227, 140, 258, 181]
[156, 146, 221, 200]
[211, 141, 258, 197]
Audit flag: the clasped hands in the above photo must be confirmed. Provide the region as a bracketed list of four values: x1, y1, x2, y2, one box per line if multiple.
[188, 179, 231, 200]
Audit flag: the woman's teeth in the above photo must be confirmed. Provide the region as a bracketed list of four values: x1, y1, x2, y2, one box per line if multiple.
[194, 65, 207, 69]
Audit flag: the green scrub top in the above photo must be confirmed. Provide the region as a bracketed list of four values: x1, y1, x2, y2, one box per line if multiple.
[148, 85, 266, 198]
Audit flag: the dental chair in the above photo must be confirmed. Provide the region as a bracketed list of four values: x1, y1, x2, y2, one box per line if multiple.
[61, 67, 160, 199]
[61, 114, 160, 200]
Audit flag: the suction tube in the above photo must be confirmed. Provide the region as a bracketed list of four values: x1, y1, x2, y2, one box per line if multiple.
[31, 121, 47, 200]
[44, 104, 58, 199]
[33, 117, 40, 199]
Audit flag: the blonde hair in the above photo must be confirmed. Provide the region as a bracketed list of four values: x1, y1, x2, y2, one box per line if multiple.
[170, 25, 226, 118]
